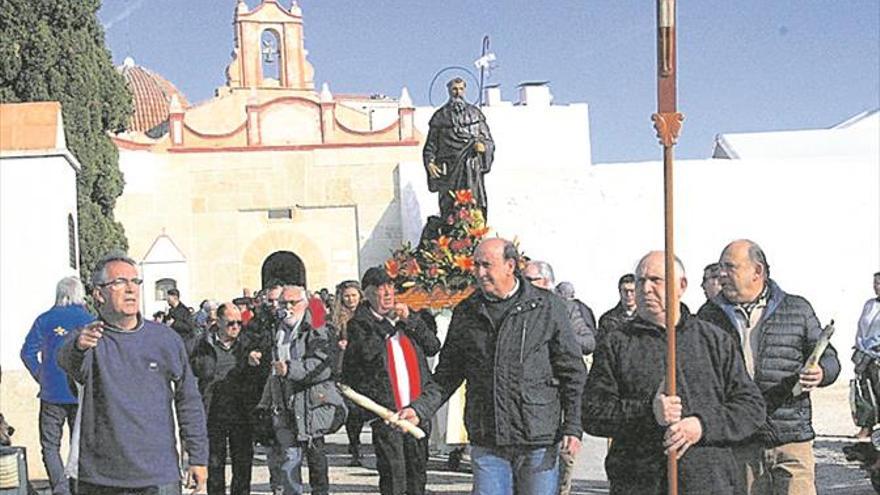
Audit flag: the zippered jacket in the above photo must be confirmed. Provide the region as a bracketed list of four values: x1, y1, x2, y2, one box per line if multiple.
[411, 278, 587, 447]
[697, 280, 840, 447]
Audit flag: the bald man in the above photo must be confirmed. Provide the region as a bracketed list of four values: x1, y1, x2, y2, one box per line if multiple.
[399, 238, 587, 495]
[698, 239, 840, 495]
[583, 251, 765, 494]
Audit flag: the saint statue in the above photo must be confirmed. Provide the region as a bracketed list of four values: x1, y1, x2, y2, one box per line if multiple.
[423, 78, 495, 221]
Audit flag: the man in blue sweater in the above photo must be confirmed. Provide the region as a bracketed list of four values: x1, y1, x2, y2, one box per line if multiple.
[21, 276, 94, 495]
[58, 251, 208, 494]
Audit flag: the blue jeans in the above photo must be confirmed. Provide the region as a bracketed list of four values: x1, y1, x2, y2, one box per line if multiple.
[470, 444, 560, 495]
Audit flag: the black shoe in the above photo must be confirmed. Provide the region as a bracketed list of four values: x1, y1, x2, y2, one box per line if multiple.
[447, 449, 463, 471]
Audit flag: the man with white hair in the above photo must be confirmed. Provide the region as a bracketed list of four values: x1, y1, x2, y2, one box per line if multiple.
[583, 251, 765, 494]
[265, 285, 344, 495]
[58, 250, 208, 494]
[21, 276, 95, 495]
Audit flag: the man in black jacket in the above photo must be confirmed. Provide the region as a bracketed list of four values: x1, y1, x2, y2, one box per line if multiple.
[167, 288, 198, 352]
[597, 273, 637, 339]
[191, 303, 261, 495]
[698, 239, 840, 495]
[399, 238, 587, 495]
[583, 251, 766, 494]
[343, 267, 440, 495]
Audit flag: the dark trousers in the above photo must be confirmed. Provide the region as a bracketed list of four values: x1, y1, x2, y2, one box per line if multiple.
[372, 420, 431, 495]
[207, 420, 254, 495]
[39, 401, 77, 495]
[346, 414, 367, 453]
[273, 415, 328, 495]
[76, 480, 180, 495]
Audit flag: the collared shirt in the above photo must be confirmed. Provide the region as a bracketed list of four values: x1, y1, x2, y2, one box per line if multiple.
[857, 297, 880, 358]
[731, 285, 770, 376]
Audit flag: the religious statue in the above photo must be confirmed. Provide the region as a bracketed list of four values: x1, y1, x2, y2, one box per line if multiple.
[423, 78, 495, 222]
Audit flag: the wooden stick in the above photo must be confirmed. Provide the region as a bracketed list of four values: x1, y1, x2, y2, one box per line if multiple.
[337, 383, 426, 439]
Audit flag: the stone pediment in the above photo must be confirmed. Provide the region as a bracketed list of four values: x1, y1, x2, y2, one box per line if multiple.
[142, 234, 186, 264]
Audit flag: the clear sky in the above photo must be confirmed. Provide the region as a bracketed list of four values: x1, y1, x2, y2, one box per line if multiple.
[98, 0, 879, 163]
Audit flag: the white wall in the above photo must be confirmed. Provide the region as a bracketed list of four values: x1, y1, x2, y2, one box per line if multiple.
[0, 155, 80, 371]
[407, 101, 879, 380]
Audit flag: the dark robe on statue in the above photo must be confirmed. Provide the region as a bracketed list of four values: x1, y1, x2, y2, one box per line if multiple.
[422, 99, 495, 221]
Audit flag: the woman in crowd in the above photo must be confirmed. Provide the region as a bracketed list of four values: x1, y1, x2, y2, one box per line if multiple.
[333, 280, 369, 466]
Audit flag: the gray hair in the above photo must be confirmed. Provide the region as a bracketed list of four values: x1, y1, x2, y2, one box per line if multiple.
[527, 260, 556, 286]
[555, 281, 575, 299]
[90, 250, 137, 288]
[55, 276, 86, 306]
[745, 240, 771, 280]
[635, 252, 687, 281]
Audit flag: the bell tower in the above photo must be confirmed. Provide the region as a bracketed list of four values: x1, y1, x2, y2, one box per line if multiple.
[225, 0, 315, 91]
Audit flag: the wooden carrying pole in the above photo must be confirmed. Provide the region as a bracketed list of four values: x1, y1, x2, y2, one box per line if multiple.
[652, 1, 683, 494]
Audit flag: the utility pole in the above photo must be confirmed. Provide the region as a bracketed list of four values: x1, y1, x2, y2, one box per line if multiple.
[652, 1, 684, 494]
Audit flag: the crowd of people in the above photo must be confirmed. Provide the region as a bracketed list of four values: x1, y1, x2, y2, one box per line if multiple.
[17, 236, 856, 495]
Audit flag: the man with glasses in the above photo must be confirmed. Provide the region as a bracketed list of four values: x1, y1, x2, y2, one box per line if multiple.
[191, 303, 262, 495]
[262, 285, 344, 495]
[598, 273, 638, 339]
[58, 250, 208, 494]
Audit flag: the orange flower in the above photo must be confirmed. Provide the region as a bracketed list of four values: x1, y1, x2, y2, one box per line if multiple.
[403, 258, 421, 277]
[454, 189, 474, 206]
[453, 255, 474, 272]
[435, 235, 451, 251]
[467, 226, 489, 238]
[384, 259, 400, 279]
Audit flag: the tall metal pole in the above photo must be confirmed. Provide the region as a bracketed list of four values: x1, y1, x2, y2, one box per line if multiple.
[652, 1, 683, 494]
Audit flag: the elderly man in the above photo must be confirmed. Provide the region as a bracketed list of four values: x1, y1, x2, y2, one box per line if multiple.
[190, 303, 262, 495]
[20, 277, 94, 495]
[698, 239, 840, 495]
[399, 238, 587, 495]
[57, 251, 207, 494]
[343, 267, 440, 495]
[583, 251, 766, 494]
[524, 261, 596, 358]
[263, 285, 344, 495]
[423, 77, 495, 221]
[597, 273, 637, 338]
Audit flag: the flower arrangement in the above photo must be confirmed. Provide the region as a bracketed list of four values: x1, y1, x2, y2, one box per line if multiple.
[386, 189, 489, 293]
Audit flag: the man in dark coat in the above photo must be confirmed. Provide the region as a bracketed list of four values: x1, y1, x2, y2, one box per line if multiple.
[167, 288, 198, 352]
[423, 77, 494, 220]
[399, 238, 587, 495]
[342, 267, 440, 495]
[597, 273, 637, 339]
[697, 239, 840, 495]
[263, 285, 344, 495]
[190, 303, 262, 495]
[583, 251, 766, 494]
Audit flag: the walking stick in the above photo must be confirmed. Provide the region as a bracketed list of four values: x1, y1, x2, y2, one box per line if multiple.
[652, 1, 684, 494]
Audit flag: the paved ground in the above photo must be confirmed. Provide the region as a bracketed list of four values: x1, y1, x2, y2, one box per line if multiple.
[238, 382, 873, 494]
[29, 382, 872, 494]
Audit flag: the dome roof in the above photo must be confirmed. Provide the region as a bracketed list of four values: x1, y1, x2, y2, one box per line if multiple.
[117, 57, 189, 134]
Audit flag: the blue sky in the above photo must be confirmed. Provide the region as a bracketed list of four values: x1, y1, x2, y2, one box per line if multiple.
[98, 1, 879, 163]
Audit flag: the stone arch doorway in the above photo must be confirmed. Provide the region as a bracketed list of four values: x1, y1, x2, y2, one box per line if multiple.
[261, 251, 306, 288]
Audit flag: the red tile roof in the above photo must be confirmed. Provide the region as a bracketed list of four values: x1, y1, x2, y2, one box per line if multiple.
[118, 60, 189, 133]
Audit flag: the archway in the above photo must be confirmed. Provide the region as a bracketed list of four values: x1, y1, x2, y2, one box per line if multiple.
[261, 251, 306, 288]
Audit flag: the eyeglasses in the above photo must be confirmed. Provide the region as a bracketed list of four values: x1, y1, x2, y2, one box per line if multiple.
[280, 299, 306, 308]
[225, 320, 243, 327]
[99, 277, 143, 290]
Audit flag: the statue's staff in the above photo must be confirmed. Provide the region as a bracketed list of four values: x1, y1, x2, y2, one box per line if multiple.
[652, 1, 684, 494]
[337, 383, 426, 439]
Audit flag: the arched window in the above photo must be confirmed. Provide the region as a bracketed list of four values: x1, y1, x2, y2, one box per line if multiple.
[155, 278, 177, 301]
[67, 214, 77, 269]
[260, 29, 281, 83]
